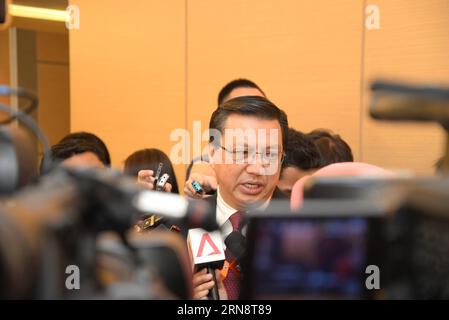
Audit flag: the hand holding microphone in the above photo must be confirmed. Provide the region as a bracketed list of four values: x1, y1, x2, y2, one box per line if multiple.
[192, 268, 227, 300]
[188, 228, 227, 300]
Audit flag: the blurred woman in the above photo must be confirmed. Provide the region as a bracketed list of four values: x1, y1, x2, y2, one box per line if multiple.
[124, 148, 179, 194]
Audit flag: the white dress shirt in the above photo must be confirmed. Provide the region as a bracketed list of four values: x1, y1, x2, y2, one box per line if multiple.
[215, 187, 271, 245]
[216, 187, 239, 243]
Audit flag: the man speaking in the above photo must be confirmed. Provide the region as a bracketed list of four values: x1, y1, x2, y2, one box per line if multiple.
[192, 96, 288, 299]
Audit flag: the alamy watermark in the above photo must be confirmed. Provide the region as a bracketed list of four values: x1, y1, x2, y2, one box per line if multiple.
[169, 121, 282, 175]
[65, 265, 80, 290]
[365, 265, 381, 290]
[365, 4, 380, 30]
[66, 5, 80, 30]
[64, 263, 381, 292]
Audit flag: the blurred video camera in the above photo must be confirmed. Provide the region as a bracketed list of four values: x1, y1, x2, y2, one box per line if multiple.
[240, 80, 449, 300]
[0, 85, 219, 299]
[242, 178, 449, 300]
[0, 166, 219, 299]
[370, 80, 449, 173]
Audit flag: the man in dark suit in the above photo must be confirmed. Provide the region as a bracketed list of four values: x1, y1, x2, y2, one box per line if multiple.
[191, 96, 289, 300]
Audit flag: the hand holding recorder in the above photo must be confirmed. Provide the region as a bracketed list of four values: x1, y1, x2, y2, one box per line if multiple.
[136, 163, 172, 193]
[135, 163, 174, 232]
[184, 173, 218, 200]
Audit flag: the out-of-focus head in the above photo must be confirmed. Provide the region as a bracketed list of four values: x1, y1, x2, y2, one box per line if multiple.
[40, 131, 111, 174]
[123, 148, 179, 194]
[58, 132, 111, 166]
[278, 128, 322, 196]
[307, 129, 354, 166]
[217, 78, 266, 106]
[208, 96, 288, 210]
[434, 156, 449, 175]
[290, 162, 394, 210]
[60, 151, 106, 169]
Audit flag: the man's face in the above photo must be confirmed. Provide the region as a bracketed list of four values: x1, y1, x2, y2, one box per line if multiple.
[210, 114, 283, 210]
[224, 87, 264, 103]
[61, 151, 105, 169]
[278, 166, 313, 197]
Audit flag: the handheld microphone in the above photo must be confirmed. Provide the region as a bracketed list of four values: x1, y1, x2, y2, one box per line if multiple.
[187, 228, 225, 300]
[224, 231, 246, 269]
[133, 190, 218, 231]
[370, 80, 449, 123]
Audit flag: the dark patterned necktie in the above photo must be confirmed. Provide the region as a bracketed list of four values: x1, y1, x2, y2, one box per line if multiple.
[223, 211, 243, 300]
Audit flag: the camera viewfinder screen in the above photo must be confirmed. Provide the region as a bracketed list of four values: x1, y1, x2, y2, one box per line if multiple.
[248, 217, 368, 299]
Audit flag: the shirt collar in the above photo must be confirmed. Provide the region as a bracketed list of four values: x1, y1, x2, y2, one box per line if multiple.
[216, 187, 273, 227]
[216, 187, 238, 227]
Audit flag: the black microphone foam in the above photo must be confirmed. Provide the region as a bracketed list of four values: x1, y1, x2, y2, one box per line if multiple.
[224, 231, 246, 263]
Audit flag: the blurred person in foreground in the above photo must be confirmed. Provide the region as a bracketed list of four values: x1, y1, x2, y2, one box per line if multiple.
[40, 131, 111, 174]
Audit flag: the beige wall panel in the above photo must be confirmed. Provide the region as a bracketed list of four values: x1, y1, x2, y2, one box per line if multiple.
[37, 63, 70, 145]
[69, 0, 186, 182]
[187, 0, 364, 160]
[36, 32, 70, 146]
[362, 0, 449, 174]
[37, 32, 69, 64]
[68, 0, 448, 182]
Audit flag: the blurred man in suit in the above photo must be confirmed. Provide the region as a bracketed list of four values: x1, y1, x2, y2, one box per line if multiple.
[277, 128, 322, 196]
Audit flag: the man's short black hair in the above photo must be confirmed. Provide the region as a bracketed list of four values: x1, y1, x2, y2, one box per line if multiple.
[307, 129, 353, 166]
[57, 132, 111, 165]
[217, 78, 266, 106]
[40, 131, 111, 174]
[282, 128, 322, 170]
[209, 96, 288, 151]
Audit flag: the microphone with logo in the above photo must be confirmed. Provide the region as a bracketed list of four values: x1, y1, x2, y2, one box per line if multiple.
[187, 228, 225, 300]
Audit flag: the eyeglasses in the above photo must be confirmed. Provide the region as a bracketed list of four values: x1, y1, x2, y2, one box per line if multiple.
[219, 145, 285, 165]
